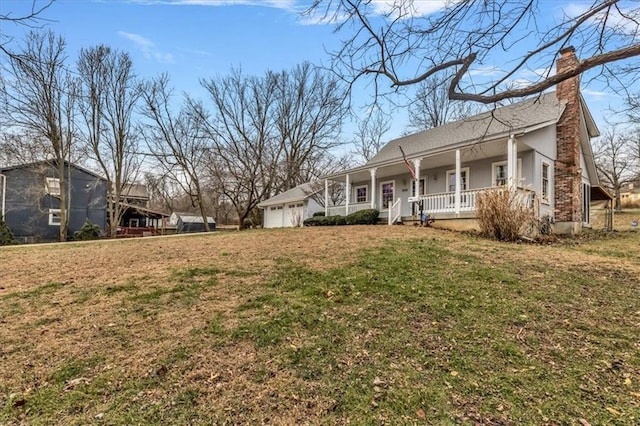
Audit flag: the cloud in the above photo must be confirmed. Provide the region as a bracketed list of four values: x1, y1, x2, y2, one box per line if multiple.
[468, 66, 504, 77]
[178, 47, 212, 57]
[582, 88, 618, 99]
[118, 31, 175, 64]
[563, 2, 639, 34]
[370, 0, 449, 18]
[127, 0, 298, 10]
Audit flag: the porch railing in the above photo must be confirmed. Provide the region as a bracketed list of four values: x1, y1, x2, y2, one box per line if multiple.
[326, 202, 371, 217]
[388, 198, 401, 225]
[410, 188, 484, 213]
[410, 187, 534, 214]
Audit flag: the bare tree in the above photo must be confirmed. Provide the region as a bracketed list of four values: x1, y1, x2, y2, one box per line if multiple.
[0, 30, 77, 241]
[272, 62, 346, 191]
[307, 0, 640, 104]
[351, 106, 390, 163]
[139, 74, 213, 231]
[195, 69, 280, 226]
[0, 1, 54, 58]
[0, 132, 51, 165]
[77, 45, 143, 237]
[407, 74, 478, 132]
[594, 126, 637, 211]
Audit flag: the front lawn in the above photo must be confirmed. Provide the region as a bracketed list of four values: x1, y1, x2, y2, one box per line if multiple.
[1, 227, 638, 424]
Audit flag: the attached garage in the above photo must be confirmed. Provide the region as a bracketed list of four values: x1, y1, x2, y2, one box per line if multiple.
[264, 205, 284, 228]
[259, 182, 323, 229]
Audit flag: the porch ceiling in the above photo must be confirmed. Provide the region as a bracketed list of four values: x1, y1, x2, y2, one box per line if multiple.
[329, 137, 531, 182]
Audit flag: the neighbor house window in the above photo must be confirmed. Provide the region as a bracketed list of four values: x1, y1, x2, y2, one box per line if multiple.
[355, 185, 368, 203]
[541, 162, 550, 203]
[45, 177, 61, 196]
[492, 160, 522, 187]
[380, 181, 394, 209]
[48, 209, 61, 226]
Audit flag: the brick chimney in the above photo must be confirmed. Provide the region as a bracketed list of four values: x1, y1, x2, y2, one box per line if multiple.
[554, 46, 583, 233]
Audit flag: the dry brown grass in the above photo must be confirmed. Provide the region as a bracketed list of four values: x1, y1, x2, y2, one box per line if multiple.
[1, 226, 639, 424]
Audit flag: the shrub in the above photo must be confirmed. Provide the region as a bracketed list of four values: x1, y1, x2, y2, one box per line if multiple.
[345, 209, 380, 225]
[303, 215, 346, 226]
[312, 211, 325, 217]
[476, 188, 536, 241]
[0, 215, 17, 246]
[73, 220, 102, 241]
[333, 215, 347, 225]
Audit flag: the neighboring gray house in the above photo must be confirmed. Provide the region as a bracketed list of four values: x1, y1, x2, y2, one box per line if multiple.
[0, 161, 107, 242]
[259, 182, 323, 228]
[321, 47, 610, 234]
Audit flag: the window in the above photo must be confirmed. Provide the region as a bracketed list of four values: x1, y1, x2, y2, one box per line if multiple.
[48, 209, 61, 226]
[582, 182, 591, 224]
[493, 162, 508, 186]
[129, 218, 139, 227]
[446, 168, 469, 192]
[354, 185, 368, 203]
[411, 178, 426, 196]
[492, 159, 523, 187]
[380, 181, 394, 209]
[541, 162, 550, 203]
[45, 177, 61, 196]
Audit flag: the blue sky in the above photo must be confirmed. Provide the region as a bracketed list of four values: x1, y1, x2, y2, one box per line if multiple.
[0, 0, 630, 140]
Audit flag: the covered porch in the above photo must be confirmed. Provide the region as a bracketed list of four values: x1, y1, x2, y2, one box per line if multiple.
[323, 135, 534, 224]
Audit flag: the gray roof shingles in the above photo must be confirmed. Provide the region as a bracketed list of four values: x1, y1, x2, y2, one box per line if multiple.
[367, 91, 565, 166]
[258, 182, 321, 207]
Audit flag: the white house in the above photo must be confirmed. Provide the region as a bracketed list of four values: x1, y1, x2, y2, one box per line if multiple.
[321, 47, 611, 234]
[259, 182, 323, 228]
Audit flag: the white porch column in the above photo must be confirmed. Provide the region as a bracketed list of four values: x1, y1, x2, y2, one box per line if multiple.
[413, 158, 422, 197]
[345, 174, 350, 215]
[324, 179, 329, 216]
[507, 135, 516, 189]
[370, 168, 377, 209]
[454, 149, 461, 215]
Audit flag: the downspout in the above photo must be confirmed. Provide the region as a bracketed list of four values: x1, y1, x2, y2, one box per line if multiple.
[0, 173, 5, 220]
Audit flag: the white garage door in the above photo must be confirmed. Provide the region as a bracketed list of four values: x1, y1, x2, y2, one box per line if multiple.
[284, 203, 305, 227]
[264, 205, 284, 228]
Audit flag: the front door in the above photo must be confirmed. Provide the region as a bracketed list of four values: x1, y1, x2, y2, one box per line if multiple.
[380, 181, 395, 209]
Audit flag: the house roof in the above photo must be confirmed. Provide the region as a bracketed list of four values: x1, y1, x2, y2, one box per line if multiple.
[170, 212, 215, 224]
[120, 183, 149, 199]
[258, 182, 322, 208]
[0, 160, 106, 181]
[119, 202, 170, 218]
[370, 92, 568, 167]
